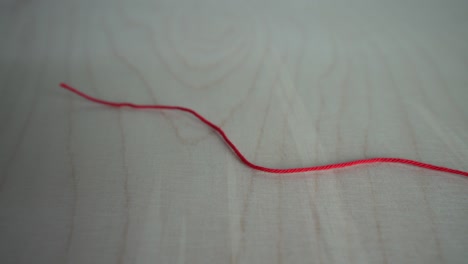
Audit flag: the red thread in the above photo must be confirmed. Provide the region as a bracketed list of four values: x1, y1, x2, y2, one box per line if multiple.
[60, 83, 468, 178]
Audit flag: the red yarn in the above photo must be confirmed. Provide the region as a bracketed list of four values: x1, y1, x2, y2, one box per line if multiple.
[60, 83, 468, 178]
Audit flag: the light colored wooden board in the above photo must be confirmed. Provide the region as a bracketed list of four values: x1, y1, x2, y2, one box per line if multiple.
[1, 0, 467, 263]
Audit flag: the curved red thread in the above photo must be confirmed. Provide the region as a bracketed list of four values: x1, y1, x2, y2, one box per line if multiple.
[59, 83, 468, 178]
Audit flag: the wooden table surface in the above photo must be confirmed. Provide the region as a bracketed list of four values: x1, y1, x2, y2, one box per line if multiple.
[1, 0, 468, 263]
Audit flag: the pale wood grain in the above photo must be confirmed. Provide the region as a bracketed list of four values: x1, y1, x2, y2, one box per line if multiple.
[1, 0, 468, 263]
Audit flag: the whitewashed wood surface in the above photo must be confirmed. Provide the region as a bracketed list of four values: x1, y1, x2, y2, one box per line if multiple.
[1, 0, 467, 263]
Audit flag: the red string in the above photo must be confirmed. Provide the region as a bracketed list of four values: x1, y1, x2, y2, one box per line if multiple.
[60, 83, 468, 178]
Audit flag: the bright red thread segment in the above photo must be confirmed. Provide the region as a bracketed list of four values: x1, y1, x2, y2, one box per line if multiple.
[59, 83, 468, 178]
